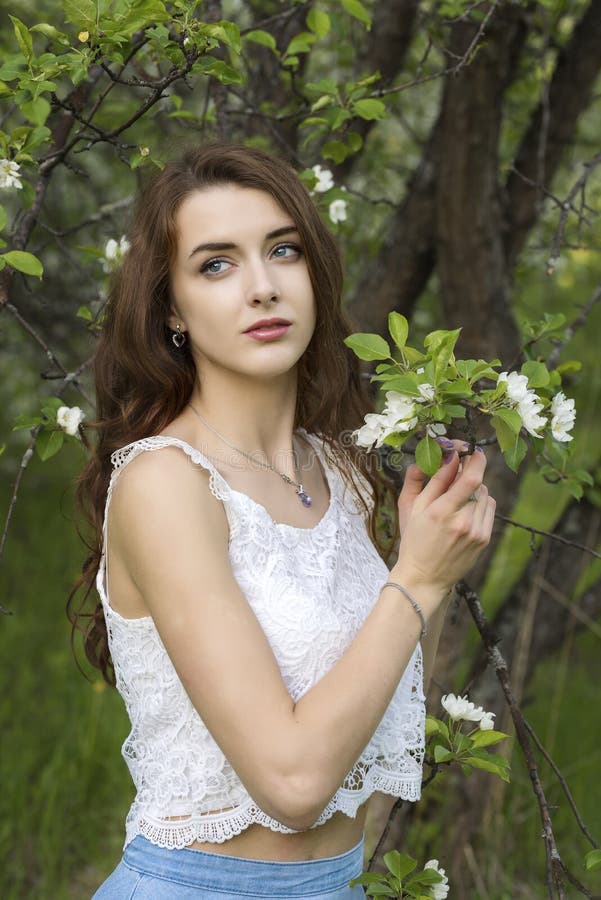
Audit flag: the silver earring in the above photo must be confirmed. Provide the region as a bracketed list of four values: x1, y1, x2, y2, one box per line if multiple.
[172, 324, 186, 348]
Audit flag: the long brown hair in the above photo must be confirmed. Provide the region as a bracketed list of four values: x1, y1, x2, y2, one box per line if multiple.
[68, 143, 398, 685]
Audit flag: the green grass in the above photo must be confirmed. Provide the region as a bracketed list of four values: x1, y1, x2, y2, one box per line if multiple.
[0, 443, 132, 899]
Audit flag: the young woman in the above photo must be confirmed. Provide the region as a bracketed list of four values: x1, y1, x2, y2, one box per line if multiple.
[71, 144, 495, 899]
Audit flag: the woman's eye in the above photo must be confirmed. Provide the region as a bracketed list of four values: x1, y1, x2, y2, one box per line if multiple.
[271, 243, 302, 260]
[201, 258, 230, 275]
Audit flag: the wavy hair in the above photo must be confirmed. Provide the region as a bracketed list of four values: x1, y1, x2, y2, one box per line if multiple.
[68, 143, 398, 685]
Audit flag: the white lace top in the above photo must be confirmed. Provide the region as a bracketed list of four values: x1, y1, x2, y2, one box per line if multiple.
[96, 431, 425, 850]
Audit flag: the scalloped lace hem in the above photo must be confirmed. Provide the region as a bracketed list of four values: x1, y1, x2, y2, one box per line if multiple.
[125, 771, 422, 850]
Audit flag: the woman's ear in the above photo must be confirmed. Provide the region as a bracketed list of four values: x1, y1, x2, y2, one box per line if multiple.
[167, 305, 182, 332]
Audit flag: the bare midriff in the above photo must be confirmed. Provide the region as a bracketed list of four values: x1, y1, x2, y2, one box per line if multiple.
[185, 804, 369, 862]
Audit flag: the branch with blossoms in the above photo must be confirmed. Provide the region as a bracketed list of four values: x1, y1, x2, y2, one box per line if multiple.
[344, 312, 588, 498]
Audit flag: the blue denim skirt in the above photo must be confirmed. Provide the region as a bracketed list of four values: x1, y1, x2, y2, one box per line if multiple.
[92, 834, 366, 899]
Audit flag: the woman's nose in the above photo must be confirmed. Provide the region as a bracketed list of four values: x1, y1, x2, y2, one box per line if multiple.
[246, 260, 280, 306]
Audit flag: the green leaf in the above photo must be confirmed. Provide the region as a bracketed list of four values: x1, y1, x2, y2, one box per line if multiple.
[9, 16, 33, 64]
[492, 406, 522, 435]
[344, 332, 390, 361]
[383, 850, 417, 880]
[12, 413, 43, 431]
[30, 23, 70, 45]
[425, 716, 440, 737]
[463, 754, 510, 782]
[440, 378, 472, 398]
[76, 305, 93, 321]
[204, 20, 241, 54]
[286, 31, 316, 55]
[200, 59, 243, 85]
[520, 360, 550, 388]
[434, 744, 455, 763]
[469, 729, 509, 749]
[379, 374, 422, 397]
[503, 435, 528, 473]
[63, 0, 97, 29]
[425, 328, 461, 381]
[341, 0, 372, 28]
[21, 97, 51, 126]
[353, 98, 386, 120]
[244, 29, 277, 51]
[415, 437, 442, 477]
[36, 428, 64, 461]
[388, 311, 408, 351]
[0, 206, 7, 232]
[322, 140, 349, 164]
[1, 250, 43, 278]
[307, 9, 331, 37]
[585, 849, 601, 871]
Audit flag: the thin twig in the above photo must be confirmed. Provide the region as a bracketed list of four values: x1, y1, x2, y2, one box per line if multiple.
[0, 432, 39, 612]
[495, 513, 601, 560]
[547, 282, 601, 369]
[523, 718, 600, 851]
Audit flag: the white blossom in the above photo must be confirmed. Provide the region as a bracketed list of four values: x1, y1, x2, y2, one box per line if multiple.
[0, 158, 23, 190]
[101, 235, 130, 272]
[517, 393, 547, 438]
[417, 382, 435, 402]
[550, 391, 576, 442]
[498, 370, 530, 403]
[57, 405, 85, 437]
[424, 859, 450, 899]
[353, 413, 392, 449]
[427, 422, 447, 437]
[328, 198, 347, 224]
[384, 391, 418, 432]
[353, 391, 419, 449]
[311, 164, 334, 193]
[441, 692, 486, 723]
[479, 711, 496, 731]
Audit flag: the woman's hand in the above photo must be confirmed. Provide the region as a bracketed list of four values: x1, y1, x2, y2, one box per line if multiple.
[392, 442, 496, 597]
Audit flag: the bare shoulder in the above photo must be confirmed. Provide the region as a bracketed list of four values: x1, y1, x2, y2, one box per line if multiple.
[108, 444, 230, 589]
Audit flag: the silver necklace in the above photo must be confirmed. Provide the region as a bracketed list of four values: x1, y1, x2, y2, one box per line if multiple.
[188, 403, 312, 508]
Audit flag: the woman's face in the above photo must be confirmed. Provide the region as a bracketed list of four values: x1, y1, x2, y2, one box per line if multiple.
[169, 184, 316, 384]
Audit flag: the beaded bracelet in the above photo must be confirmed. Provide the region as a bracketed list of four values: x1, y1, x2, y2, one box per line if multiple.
[381, 581, 428, 639]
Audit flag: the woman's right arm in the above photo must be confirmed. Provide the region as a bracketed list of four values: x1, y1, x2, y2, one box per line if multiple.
[109, 445, 494, 830]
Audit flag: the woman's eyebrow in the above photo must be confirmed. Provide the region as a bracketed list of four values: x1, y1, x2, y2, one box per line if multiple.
[187, 225, 299, 260]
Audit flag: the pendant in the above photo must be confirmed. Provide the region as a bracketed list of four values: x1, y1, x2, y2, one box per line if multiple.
[297, 485, 312, 507]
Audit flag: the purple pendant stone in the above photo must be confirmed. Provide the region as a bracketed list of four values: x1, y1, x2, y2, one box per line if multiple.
[298, 490, 312, 508]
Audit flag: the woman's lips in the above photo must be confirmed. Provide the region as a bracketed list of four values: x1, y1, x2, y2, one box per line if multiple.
[244, 324, 291, 341]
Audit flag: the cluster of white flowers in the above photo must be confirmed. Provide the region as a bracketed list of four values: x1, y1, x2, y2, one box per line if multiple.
[497, 371, 546, 438]
[0, 158, 23, 191]
[441, 693, 495, 731]
[424, 859, 450, 899]
[353, 384, 445, 449]
[498, 371, 575, 442]
[311, 165, 348, 225]
[57, 406, 85, 437]
[550, 391, 576, 442]
[101, 235, 130, 272]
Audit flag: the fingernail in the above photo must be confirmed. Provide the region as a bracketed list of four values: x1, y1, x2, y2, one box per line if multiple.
[443, 450, 455, 464]
[475, 445, 485, 453]
[436, 437, 455, 449]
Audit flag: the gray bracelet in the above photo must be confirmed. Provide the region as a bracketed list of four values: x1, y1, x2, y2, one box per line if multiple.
[381, 581, 428, 639]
